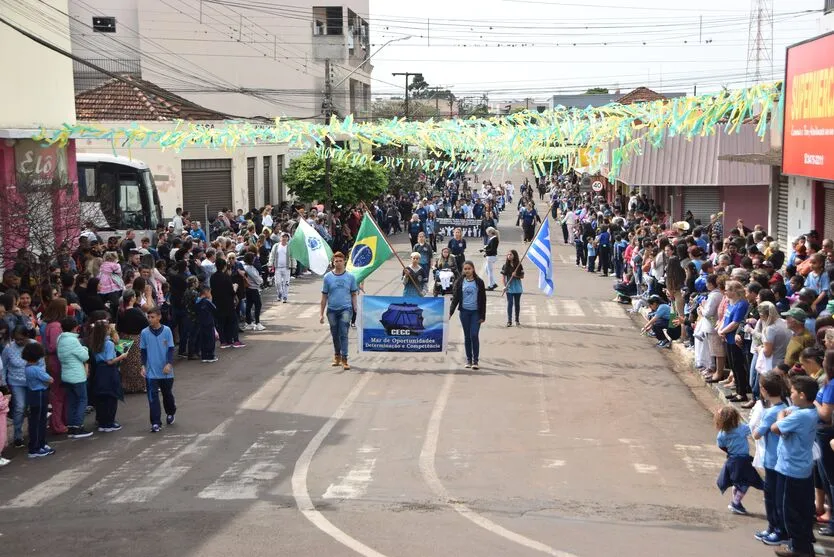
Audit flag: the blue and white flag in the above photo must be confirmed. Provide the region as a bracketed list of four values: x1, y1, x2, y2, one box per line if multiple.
[526, 218, 554, 296]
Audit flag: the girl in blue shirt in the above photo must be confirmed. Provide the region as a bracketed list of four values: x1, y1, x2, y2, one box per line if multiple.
[22, 342, 54, 458]
[450, 261, 486, 370]
[715, 405, 763, 514]
[501, 250, 525, 327]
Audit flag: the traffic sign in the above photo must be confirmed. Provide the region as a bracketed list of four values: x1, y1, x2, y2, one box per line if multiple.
[591, 181, 604, 192]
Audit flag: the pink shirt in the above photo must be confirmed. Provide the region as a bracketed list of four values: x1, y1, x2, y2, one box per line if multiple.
[98, 261, 124, 294]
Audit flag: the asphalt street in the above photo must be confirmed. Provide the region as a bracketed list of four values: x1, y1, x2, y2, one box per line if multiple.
[0, 214, 820, 557]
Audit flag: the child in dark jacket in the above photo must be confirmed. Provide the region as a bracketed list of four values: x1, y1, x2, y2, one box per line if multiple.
[196, 286, 218, 363]
[88, 320, 128, 432]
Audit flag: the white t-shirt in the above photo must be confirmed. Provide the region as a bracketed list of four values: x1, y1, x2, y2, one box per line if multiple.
[262, 215, 274, 229]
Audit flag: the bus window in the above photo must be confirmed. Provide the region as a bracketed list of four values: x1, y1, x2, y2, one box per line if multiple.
[78, 167, 96, 198]
[118, 175, 144, 229]
[140, 170, 160, 229]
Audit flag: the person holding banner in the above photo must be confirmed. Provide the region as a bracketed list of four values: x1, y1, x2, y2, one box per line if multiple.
[320, 252, 359, 371]
[450, 261, 487, 370]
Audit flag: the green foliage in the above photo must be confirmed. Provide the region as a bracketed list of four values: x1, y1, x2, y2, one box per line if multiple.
[285, 152, 389, 207]
[374, 145, 423, 195]
[585, 87, 610, 94]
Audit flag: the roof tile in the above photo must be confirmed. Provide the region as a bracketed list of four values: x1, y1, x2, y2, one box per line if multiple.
[75, 75, 230, 121]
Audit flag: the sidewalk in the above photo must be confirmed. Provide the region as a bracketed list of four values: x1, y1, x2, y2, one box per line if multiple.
[632, 305, 752, 420]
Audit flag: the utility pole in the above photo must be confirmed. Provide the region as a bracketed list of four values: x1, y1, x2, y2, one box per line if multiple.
[324, 58, 333, 228]
[392, 71, 421, 120]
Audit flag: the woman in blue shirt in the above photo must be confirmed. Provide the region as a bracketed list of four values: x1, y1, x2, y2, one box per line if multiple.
[450, 261, 487, 370]
[718, 280, 751, 402]
[501, 250, 525, 327]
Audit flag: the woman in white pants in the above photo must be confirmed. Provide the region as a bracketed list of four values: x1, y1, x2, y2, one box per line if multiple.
[481, 227, 500, 291]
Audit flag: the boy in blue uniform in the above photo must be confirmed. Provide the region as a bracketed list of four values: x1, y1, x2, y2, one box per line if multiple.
[140, 307, 177, 433]
[753, 373, 789, 544]
[770, 376, 819, 557]
[22, 342, 55, 458]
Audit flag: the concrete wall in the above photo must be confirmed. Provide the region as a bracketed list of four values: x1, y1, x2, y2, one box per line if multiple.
[0, 0, 76, 128]
[721, 185, 770, 232]
[68, 0, 371, 119]
[75, 121, 289, 218]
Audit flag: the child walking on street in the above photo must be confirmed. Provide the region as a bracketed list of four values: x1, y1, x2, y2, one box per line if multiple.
[89, 321, 127, 432]
[715, 405, 763, 515]
[23, 342, 55, 458]
[586, 237, 597, 273]
[140, 307, 177, 433]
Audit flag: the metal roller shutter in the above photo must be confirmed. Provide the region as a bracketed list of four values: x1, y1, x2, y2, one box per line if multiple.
[276, 155, 284, 204]
[263, 157, 271, 206]
[247, 157, 256, 211]
[777, 174, 789, 250]
[824, 184, 834, 243]
[181, 159, 233, 225]
[683, 187, 722, 227]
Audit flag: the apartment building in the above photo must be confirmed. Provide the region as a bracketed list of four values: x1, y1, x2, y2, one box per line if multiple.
[68, 0, 373, 119]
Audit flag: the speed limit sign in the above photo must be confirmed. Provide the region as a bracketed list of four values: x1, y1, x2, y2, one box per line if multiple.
[591, 181, 603, 192]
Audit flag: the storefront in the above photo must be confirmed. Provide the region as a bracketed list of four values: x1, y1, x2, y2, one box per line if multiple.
[782, 31, 834, 243]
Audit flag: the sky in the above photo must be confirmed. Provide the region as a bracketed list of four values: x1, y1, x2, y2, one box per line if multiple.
[367, 0, 826, 101]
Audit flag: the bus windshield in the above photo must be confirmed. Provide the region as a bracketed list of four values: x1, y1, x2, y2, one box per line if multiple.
[141, 169, 160, 229]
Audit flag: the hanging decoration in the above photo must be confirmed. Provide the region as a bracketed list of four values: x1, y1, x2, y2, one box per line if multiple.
[33, 82, 781, 179]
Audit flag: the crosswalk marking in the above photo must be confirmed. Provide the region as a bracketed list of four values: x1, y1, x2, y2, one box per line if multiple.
[1, 437, 143, 509]
[198, 430, 296, 500]
[298, 306, 319, 319]
[323, 446, 379, 500]
[591, 304, 628, 320]
[548, 300, 583, 317]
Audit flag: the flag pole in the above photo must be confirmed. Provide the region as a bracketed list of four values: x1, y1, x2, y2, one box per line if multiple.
[502, 195, 558, 297]
[359, 204, 424, 296]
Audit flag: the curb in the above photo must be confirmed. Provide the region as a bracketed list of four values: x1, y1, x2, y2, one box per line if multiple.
[634, 306, 752, 421]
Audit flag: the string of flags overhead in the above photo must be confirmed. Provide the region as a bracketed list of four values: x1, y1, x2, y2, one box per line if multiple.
[33, 81, 781, 179]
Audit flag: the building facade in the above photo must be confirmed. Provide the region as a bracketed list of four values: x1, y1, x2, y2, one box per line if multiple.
[68, 0, 372, 119]
[1, 0, 79, 268]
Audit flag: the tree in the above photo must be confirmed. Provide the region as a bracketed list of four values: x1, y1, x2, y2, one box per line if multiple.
[585, 87, 610, 94]
[374, 144, 424, 196]
[285, 151, 389, 207]
[407, 73, 428, 97]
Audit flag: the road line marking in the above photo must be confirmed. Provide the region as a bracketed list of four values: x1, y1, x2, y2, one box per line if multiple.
[419, 364, 579, 557]
[633, 464, 658, 474]
[531, 310, 551, 435]
[534, 322, 620, 329]
[298, 306, 319, 319]
[543, 460, 566, 468]
[104, 419, 231, 504]
[592, 304, 628, 320]
[547, 300, 583, 317]
[291, 371, 389, 557]
[323, 446, 379, 500]
[1, 437, 143, 508]
[198, 430, 296, 501]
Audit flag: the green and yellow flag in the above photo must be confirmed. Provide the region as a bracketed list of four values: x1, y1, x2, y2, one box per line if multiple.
[346, 214, 393, 283]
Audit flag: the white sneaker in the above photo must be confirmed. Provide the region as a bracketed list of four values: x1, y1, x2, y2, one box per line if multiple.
[254, 323, 266, 331]
[0, 457, 10, 467]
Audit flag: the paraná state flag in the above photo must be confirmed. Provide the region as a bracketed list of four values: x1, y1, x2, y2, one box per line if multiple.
[347, 214, 393, 283]
[288, 218, 333, 275]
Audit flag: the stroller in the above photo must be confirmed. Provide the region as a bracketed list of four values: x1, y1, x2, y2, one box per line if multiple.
[433, 267, 457, 297]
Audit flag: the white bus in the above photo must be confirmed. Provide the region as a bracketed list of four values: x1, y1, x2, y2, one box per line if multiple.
[76, 153, 163, 237]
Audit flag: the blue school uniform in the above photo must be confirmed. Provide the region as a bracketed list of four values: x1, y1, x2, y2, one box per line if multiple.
[93, 339, 124, 401]
[716, 424, 764, 493]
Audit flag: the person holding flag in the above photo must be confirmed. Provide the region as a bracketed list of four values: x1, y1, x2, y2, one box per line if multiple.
[320, 252, 358, 371]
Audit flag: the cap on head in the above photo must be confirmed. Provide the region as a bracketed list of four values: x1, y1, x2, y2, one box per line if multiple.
[782, 307, 809, 322]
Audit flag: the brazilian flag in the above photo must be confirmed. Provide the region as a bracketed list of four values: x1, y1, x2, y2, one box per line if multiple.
[347, 214, 393, 283]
